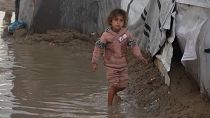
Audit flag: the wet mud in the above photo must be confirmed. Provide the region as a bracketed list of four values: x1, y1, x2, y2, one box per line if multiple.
[8, 28, 210, 118]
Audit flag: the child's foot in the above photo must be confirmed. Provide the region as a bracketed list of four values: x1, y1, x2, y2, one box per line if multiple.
[112, 95, 122, 105]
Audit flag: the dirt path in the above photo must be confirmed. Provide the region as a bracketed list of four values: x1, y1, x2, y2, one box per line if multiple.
[8, 29, 210, 118]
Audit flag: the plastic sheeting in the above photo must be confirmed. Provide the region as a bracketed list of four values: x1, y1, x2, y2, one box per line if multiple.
[176, 0, 210, 9]
[197, 18, 210, 96]
[140, 0, 175, 56]
[121, 0, 149, 25]
[128, 0, 175, 71]
[0, 0, 15, 12]
[176, 4, 210, 63]
[175, 3, 210, 97]
[19, 0, 35, 30]
[18, 0, 121, 34]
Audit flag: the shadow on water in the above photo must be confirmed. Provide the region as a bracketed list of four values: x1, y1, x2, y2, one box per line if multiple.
[0, 11, 146, 118]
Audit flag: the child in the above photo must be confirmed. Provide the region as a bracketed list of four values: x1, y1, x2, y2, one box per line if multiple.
[92, 8, 148, 106]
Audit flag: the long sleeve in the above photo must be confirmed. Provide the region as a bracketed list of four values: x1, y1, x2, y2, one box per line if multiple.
[127, 32, 143, 60]
[91, 33, 107, 64]
[131, 44, 143, 60]
[92, 45, 101, 64]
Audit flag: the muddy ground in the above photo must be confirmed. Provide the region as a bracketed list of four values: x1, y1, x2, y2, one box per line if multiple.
[4, 28, 210, 118]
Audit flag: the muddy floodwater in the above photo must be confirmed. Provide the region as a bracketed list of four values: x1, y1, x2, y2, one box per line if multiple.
[0, 11, 146, 118]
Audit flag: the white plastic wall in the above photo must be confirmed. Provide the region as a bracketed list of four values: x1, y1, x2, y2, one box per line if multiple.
[197, 18, 210, 96]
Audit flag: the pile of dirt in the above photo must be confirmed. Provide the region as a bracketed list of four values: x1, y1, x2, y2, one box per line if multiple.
[12, 28, 96, 44]
[8, 28, 210, 118]
[5, 28, 97, 55]
[128, 52, 210, 118]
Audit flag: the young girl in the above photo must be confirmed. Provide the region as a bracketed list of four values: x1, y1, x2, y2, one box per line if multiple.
[92, 8, 148, 106]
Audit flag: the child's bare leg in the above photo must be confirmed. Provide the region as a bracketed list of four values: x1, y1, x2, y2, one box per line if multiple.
[108, 86, 116, 106]
[108, 86, 126, 106]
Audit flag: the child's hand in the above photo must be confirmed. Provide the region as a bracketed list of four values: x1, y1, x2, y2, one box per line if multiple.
[92, 63, 97, 72]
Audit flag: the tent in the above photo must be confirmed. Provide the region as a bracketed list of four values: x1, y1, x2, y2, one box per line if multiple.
[18, 0, 121, 33]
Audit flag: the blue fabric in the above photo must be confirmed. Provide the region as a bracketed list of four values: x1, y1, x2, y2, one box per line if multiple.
[8, 20, 26, 33]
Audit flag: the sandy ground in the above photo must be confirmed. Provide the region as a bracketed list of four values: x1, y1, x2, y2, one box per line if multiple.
[3, 28, 210, 118]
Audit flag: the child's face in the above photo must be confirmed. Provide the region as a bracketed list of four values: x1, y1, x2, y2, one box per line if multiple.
[111, 15, 124, 32]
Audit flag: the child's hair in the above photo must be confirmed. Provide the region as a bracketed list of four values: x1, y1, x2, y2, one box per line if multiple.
[107, 8, 128, 27]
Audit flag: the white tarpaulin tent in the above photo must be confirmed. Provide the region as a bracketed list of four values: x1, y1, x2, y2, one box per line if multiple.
[0, 0, 15, 12]
[175, 1, 210, 96]
[124, 0, 176, 71]
[197, 18, 210, 96]
[121, 0, 149, 25]
[176, 2, 210, 63]
[176, 0, 210, 9]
